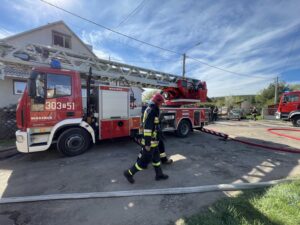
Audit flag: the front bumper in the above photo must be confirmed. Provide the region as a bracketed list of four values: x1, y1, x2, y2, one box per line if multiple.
[275, 112, 289, 120]
[15, 130, 29, 153]
[275, 112, 281, 120]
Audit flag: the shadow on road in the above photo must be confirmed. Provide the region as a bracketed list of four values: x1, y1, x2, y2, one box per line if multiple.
[0, 129, 299, 225]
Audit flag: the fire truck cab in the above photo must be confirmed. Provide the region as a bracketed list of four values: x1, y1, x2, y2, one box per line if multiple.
[15, 62, 207, 156]
[275, 91, 300, 127]
[16, 66, 95, 156]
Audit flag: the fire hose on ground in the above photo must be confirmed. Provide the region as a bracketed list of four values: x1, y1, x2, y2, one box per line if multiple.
[200, 127, 300, 154]
[267, 128, 300, 141]
[0, 179, 295, 204]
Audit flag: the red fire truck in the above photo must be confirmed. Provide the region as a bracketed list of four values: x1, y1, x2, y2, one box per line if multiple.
[275, 91, 300, 127]
[0, 43, 208, 156]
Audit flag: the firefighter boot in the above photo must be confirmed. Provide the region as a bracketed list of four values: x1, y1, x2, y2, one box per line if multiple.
[123, 170, 134, 184]
[154, 166, 169, 181]
[161, 157, 173, 165]
[123, 165, 139, 184]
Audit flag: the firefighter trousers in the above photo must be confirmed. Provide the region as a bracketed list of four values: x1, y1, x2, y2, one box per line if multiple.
[136, 146, 161, 170]
[128, 147, 159, 176]
[137, 141, 168, 165]
[127, 145, 166, 179]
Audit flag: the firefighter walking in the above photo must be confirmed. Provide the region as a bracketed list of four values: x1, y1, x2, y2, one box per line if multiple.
[140, 101, 173, 165]
[124, 93, 169, 183]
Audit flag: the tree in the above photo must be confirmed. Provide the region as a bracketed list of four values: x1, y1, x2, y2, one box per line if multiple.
[255, 82, 288, 107]
[224, 96, 235, 108]
[289, 84, 300, 91]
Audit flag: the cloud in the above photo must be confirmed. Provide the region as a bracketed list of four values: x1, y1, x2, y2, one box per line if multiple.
[288, 81, 300, 85]
[2, 0, 300, 97]
[0, 28, 13, 39]
[93, 49, 125, 62]
[7, 0, 81, 26]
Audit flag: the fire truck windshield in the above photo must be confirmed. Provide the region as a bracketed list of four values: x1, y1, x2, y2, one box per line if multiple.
[28, 71, 72, 100]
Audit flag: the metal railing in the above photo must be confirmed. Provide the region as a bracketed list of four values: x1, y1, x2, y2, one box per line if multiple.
[0, 42, 199, 88]
[261, 107, 277, 120]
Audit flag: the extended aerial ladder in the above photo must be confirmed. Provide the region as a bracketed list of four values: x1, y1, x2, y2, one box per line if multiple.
[0, 41, 208, 156]
[0, 42, 207, 105]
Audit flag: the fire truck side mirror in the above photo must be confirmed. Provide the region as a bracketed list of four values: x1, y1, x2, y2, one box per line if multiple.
[28, 72, 46, 104]
[28, 77, 36, 97]
[283, 98, 287, 104]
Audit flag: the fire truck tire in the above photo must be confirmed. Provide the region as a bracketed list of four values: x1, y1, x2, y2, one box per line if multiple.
[292, 116, 300, 127]
[176, 120, 191, 138]
[57, 128, 91, 157]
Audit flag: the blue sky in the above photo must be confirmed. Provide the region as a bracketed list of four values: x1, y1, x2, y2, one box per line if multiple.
[0, 0, 299, 97]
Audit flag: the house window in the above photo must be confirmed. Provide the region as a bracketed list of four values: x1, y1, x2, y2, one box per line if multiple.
[13, 80, 27, 95]
[52, 31, 71, 49]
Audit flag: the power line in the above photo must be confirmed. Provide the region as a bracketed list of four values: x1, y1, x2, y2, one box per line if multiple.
[40, 0, 274, 80]
[115, 0, 147, 28]
[183, 41, 202, 53]
[40, 0, 179, 55]
[187, 56, 271, 80]
[185, 57, 272, 80]
[186, 62, 274, 81]
[104, 0, 147, 41]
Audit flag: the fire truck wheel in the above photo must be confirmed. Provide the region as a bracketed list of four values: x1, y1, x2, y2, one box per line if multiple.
[57, 128, 91, 156]
[292, 116, 300, 127]
[176, 120, 191, 138]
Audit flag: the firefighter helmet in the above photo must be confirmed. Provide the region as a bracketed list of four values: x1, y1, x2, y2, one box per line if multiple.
[151, 93, 164, 106]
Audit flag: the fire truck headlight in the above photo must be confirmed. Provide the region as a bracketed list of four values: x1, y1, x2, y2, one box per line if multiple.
[16, 135, 24, 143]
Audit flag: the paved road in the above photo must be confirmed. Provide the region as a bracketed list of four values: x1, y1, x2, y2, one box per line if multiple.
[0, 122, 299, 225]
[211, 120, 300, 149]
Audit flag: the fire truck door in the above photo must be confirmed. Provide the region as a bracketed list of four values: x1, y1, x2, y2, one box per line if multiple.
[29, 73, 76, 127]
[194, 111, 200, 126]
[283, 94, 300, 113]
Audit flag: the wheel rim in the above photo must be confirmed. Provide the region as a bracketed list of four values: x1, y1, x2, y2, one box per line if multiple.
[66, 134, 85, 152]
[297, 119, 300, 125]
[180, 123, 189, 136]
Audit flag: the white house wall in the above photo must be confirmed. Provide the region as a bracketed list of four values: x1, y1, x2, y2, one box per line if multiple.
[0, 78, 24, 108]
[5, 23, 93, 57]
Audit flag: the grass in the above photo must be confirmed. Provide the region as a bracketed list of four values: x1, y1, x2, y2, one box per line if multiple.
[245, 115, 262, 120]
[178, 180, 300, 225]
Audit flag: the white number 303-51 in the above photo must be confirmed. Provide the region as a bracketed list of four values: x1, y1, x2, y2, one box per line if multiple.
[45, 102, 75, 110]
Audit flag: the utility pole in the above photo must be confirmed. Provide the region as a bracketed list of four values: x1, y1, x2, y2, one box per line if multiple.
[274, 76, 278, 104]
[182, 53, 186, 78]
[181, 42, 201, 79]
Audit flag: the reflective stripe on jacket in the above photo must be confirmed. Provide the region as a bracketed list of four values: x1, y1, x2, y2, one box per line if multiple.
[142, 104, 160, 147]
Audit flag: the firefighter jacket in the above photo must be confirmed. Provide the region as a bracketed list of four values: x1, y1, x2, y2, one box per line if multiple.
[142, 103, 160, 148]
